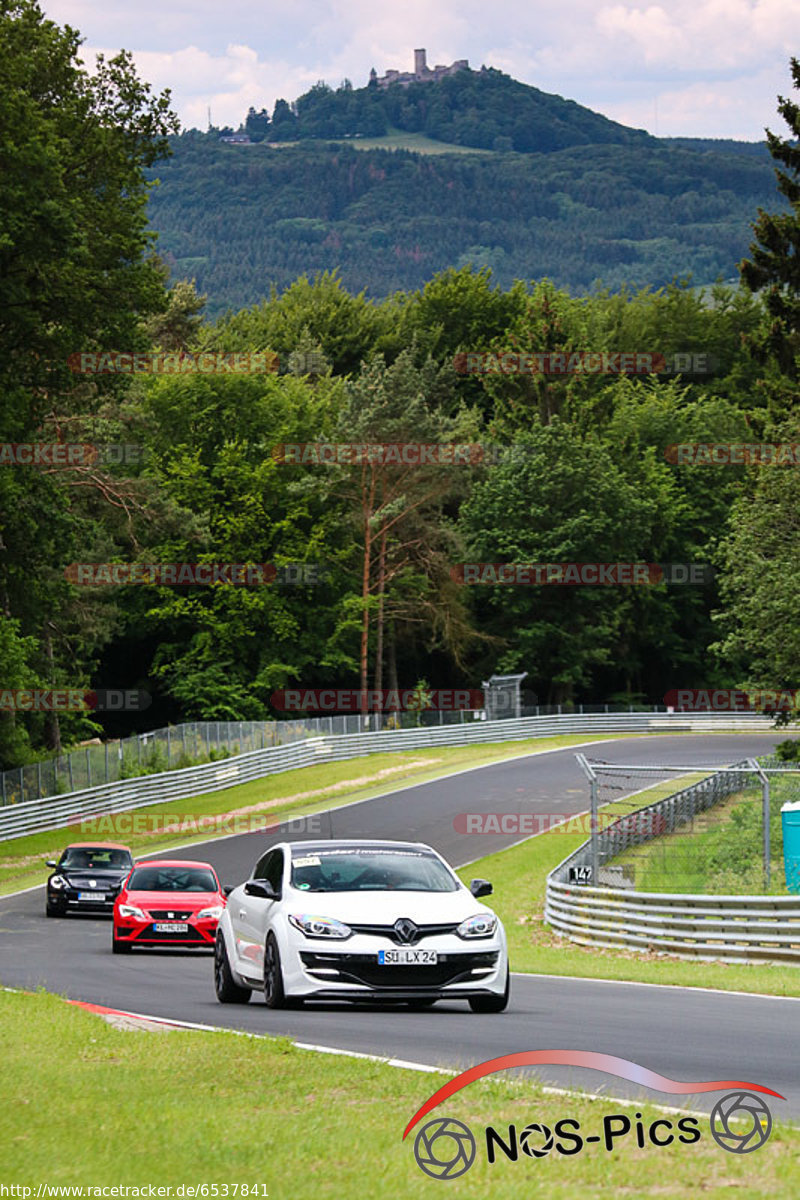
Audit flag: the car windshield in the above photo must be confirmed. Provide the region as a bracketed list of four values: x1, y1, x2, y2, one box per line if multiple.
[60, 848, 133, 870]
[126, 866, 218, 892]
[290, 848, 459, 892]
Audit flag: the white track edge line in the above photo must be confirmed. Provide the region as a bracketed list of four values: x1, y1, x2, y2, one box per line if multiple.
[509, 971, 800, 1001]
[2, 987, 788, 1122]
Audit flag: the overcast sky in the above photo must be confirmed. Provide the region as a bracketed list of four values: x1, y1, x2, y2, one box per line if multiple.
[43, 0, 798, 140]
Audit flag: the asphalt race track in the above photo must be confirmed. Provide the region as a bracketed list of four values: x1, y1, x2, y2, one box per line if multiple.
[2, 733, 798, 1118]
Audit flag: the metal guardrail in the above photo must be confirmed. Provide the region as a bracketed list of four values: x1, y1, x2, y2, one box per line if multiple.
[0, 710, 776, 842]
[544, 886, 800, 964]
[545, 758, 800, 964]
[0, 715, 378, 807]
[0, 702, 775, 807]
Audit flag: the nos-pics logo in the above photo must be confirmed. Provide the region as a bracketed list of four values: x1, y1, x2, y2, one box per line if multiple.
[403, 1051, 783, 1180]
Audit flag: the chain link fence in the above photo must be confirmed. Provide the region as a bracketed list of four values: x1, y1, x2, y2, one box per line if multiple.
[573, 755, 800, 895]
[0, 702, 682, 807]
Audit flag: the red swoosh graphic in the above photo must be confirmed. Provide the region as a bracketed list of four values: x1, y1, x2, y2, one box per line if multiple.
[402, 1050, 785, 1139]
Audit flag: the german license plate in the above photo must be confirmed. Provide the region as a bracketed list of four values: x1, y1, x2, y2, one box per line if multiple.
[378, 949, 438, 965]
[153, 922, 189, 932]
[78, 892, 104, 900]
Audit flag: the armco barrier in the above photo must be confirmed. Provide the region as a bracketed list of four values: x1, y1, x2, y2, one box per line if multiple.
[545, 758, 800, 964]
[544, 885, 800, 964]
[0, 710, 776, 843]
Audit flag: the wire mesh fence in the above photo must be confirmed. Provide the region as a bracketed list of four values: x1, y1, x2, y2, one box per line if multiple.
[571, 756, 800, 895]
[0, 702, 681, 807]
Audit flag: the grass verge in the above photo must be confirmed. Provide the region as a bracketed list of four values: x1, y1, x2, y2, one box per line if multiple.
[0, 733, 637, 897]
[610, 777, 799, 896]
[456, 783, 800, 998]
[1, 989, 796, 1197]
[323, 129, 496, 154]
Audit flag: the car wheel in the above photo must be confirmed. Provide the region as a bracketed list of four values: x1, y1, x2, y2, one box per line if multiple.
[214, 933, 251, 1004]
[263, 933, 302, 1009]
[468, 966, 510, 1013]
[112, 934, 132, 954]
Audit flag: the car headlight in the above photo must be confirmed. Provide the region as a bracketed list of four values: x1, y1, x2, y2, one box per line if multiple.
[117, 903, 148, 920]
[456, 913, 498, 939]
[49, 875, 68, 890]
[196, 905, 224, 920]
[288, 913, 352, 939]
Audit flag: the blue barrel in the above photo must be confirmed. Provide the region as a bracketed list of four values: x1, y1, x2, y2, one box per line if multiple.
[781, 802, 800, 893]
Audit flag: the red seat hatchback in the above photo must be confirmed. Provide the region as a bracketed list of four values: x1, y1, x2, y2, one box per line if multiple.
[112, 859, 227, 953]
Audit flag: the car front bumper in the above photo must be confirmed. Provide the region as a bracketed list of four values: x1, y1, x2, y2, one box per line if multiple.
[49, 889, 115, 914]
[114, 918, 219, 947]
[280, 931, 508, 1000]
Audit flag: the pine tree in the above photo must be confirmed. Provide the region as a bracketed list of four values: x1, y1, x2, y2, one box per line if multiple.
[739, 58, 800, 378]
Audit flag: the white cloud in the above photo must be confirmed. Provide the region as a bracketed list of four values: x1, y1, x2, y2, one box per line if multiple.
[41, 0, 800, 137]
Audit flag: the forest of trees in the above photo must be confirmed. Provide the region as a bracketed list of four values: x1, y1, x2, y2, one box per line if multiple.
[148, 134, 776, 315]
[1, 2, 798, 770]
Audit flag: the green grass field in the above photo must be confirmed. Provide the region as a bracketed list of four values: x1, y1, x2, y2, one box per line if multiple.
[608, 776, 799, 896]
[276, 129, 495, 155]
[1, 989, 796, 1197]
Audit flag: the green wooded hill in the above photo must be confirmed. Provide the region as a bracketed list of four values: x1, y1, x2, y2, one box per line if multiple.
[243, 67, 655, 151]
[148, 130, 774, 317]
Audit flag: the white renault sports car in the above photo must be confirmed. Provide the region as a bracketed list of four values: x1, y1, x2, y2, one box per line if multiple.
[214, 839, 509, 1012]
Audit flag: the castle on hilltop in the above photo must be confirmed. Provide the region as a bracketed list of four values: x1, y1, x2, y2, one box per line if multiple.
[370, 49, 469, 90]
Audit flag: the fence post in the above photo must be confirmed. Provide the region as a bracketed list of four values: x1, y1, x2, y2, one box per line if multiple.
[574, 754, 599, 884]
[37, 760, 42, 800]
[750, 759, 771, 891]
[167, 726, 172, 766]
[590, 775, 599, 884]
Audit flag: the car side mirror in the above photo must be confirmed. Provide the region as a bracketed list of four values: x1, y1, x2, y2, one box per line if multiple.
[470, 878, 493, 899]
[223, 885, 234, 896]
[244, 879, 279, 900]
[45, 860, 58, 869]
